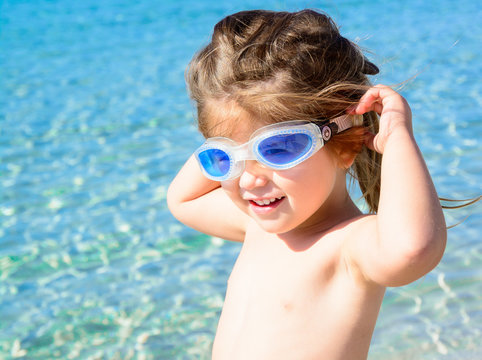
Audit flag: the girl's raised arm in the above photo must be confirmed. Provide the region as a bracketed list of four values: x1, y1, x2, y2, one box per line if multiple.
[347, 85, 447, 286]
[167, 154, 249, 242]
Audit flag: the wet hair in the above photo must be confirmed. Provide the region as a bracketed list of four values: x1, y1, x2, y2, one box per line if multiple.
[186, 9, 383, 212]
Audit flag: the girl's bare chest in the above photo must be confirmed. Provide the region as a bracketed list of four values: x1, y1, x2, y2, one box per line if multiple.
[226, 236, 341, 307]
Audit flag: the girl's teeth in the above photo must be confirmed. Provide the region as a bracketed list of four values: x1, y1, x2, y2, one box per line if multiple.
[253, 197, 283, 206]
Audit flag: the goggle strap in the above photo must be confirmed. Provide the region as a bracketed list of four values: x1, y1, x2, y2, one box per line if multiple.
[332, 115, 353, 133]
[319, 115, 353, 142]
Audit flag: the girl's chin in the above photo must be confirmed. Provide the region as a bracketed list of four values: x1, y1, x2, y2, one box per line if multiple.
[252, 217, 298, 235]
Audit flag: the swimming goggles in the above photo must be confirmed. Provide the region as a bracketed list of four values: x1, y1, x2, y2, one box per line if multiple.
[194, 115, 353, 181]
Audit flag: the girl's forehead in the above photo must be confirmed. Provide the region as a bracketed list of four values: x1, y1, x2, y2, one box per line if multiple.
[204, 99, 267, 140]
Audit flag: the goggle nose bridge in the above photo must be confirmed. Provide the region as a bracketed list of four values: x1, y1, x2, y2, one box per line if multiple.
[231, 141, 258, 162]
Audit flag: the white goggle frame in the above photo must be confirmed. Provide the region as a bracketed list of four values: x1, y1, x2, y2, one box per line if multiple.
[195, 115, 354, 181]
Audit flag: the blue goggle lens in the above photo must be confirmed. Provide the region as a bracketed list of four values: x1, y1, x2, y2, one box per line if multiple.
[198, 148, 231, 177]
[258, 133, 313, 165]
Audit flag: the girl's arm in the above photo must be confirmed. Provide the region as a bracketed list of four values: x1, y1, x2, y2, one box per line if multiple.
[167, 154, 249, 242]
[346, 85, 447, 287]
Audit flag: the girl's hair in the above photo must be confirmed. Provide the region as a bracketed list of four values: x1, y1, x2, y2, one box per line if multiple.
[186, 9, 383, 212]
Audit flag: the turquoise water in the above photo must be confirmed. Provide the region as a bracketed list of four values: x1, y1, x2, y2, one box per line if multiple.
[1, 0, 481, 359]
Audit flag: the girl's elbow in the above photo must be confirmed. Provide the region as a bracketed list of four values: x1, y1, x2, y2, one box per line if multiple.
[409, 220, 447, 258]
[405, 230, 447, 278]
[166, 183, 184, 220]
[423, 224, 447, 264]
[429, 229, 447, 268]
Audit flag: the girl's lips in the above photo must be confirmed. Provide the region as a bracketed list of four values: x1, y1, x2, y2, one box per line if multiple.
[248, 197, 285, 214]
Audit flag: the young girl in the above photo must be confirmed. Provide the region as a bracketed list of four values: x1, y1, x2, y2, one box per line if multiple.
[167, 9, 447, 359]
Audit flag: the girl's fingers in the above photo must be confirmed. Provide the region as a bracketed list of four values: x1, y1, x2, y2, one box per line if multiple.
[349, 85, 411, 155]
[371, 102, 383, 115]
[349, 85, 394, 115]
[364, 131, 377, 152]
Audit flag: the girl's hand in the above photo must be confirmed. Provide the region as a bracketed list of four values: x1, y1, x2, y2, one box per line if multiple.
[349, 85, 413, 154]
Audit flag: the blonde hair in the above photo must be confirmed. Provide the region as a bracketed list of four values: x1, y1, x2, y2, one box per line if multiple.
[186, 9, 382, 212]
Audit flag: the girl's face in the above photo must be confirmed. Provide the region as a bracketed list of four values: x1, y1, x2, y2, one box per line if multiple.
[214, 111, 347, 235]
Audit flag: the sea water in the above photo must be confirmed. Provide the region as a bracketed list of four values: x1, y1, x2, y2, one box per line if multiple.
[0, 0, 481, 359]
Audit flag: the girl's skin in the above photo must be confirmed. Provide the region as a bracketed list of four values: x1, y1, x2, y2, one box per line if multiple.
[167, 85, 447, 359]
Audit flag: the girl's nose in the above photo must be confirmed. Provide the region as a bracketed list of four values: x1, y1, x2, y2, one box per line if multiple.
[238, 161, 269, 190]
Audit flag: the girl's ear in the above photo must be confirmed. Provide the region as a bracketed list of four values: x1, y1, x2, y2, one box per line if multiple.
[336, 150, 357, 170]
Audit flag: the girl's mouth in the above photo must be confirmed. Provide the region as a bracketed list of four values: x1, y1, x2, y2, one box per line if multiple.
[249, 197, 285, 213]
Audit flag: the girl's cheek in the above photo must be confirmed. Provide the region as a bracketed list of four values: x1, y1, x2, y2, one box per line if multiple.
[221, 180, 245, 206]
[220, 180, 237, 196]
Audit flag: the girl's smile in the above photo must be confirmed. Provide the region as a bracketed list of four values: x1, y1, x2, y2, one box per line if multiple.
[247, 196, 285, 214]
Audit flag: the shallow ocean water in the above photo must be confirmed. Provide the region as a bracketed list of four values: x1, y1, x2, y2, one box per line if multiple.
[0, 0, 481, 359]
